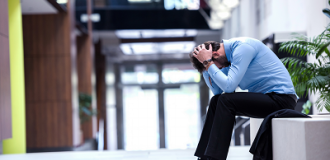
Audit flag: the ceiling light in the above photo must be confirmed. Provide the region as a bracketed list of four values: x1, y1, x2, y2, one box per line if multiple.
[223, 0, 239, 9]
[80, 13, 101, 22]
[217, 11, 231, 20]
[116, 29, 196, 39]
[160, 41, 195, 54]
[120, 42, 195, 55]
[128, 0, 152, 2]
[209, 1, 231, 13]
[115, 30, 141, 39]
[164, 0, 199, 10]
[211, 10, 231, 20]
[186, 30, 198, 37]
[56, 0, 67, 4]
[141, 29, 185, 38]
[119, 44, 133, 55]
[208, 20, 224, 30]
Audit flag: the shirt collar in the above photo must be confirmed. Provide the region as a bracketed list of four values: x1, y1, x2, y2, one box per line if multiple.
[222, 39, 232, 62]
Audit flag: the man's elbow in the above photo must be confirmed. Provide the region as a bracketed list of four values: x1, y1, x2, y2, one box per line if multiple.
[223, 86, 236, 93]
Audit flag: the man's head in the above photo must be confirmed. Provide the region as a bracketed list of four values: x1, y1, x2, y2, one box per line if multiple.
[189, 41, 229, 73]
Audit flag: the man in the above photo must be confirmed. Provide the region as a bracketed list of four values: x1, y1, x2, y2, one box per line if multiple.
[189, 37, 297, 160]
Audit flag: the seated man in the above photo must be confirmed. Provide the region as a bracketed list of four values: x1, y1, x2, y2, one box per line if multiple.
[190, 37, 297, 160]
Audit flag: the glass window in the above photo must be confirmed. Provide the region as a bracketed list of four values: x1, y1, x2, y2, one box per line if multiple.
[164, 84, 201, 149]
[122, 65, 158, 84]
[123, 86, 159, 151]
[162, 64, 200, 84]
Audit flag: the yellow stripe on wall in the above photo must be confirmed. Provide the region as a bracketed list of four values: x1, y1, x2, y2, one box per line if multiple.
[2, 0, 26, 154]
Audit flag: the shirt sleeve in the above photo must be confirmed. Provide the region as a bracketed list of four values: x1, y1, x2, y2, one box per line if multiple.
[202, 71, 222, 95]
[202, 67, 229, 95]
[207, 44, 257, 93]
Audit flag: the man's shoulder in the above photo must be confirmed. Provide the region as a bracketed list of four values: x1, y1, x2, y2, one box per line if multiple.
[225, 37, 258, 49]
[227, 37, 260, 44]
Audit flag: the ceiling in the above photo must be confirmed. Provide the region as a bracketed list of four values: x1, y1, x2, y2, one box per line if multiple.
[21, 0, 58, 15]
[94, 29, 221, 63]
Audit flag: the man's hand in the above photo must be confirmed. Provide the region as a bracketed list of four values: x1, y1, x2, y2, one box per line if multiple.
[193, 44, 213, 63]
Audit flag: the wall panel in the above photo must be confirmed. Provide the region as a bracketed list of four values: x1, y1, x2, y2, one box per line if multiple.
[0, 0, 12, 141]
[77, 35, 94, 140]
[24, 1, 78, 150]
[95, 40, 107, 149]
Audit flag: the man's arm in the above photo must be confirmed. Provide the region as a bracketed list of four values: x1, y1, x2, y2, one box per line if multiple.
[202, 71, 223, 95]
[202, 66, 229, 95]
[206, 44, 257, 93]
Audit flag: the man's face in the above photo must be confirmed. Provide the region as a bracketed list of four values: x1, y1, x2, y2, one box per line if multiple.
[212, 43, 230, 69]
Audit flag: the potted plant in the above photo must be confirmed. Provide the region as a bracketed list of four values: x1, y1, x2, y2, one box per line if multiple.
[79, 92, 97, 124]
[279, 1, 330, 113]
[78, 92, 97, 144]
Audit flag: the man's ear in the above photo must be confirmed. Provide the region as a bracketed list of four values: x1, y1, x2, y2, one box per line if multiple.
[212, 51, 219, 57]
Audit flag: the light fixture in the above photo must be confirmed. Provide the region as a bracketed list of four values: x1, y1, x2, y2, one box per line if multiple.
[199, 0, 240, 29]
[128, 0, 152, 2]
[208, 20, 224, 30]
[80, 13, 101, 22]
[164, 0, 199, 10]
[208, 0, 221, 10]
[56, 0, 67, 4]
[119, 41, 195, 55]
[141, 29, 186, 38]
[223, 0, 239, 9]
[211, 10, 231, 20]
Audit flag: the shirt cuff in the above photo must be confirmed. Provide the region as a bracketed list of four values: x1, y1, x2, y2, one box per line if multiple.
[207, 64, 219, 75]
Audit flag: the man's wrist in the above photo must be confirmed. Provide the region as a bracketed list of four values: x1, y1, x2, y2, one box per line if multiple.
[205, 61, 214, 71]
[202, 58, 213, 66]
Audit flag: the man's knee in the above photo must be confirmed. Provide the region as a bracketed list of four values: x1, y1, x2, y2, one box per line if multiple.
[209, 94, 221, 106]
[217, 94, 236, 114]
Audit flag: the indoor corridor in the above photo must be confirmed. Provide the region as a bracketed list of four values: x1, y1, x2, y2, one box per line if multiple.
[0, 146, 252, 160]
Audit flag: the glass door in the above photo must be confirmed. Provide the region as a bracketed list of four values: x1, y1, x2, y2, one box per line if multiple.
[123, 86, 159, 151]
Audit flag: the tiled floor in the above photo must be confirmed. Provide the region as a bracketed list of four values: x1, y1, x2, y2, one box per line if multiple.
[0, 146, 253, 160]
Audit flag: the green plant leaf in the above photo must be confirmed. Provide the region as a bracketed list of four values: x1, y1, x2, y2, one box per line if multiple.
[316, 41, 330, 58]
[315, 92, 330, 112]
[82, 107, 92, 115]
[277, 21, 330, 113]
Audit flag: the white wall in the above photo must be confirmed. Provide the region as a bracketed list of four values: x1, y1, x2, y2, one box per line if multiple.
[305, 0, 329, 114]
[222, 0, 259, 39]
[259, 0, 308, 40]
[221, 0, 329, 114]
[223, 0, 328, 39]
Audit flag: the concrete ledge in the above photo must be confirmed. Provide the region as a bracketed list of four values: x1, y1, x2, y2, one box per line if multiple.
[250, 118, 263, 142]
[272, 118, 330, 160]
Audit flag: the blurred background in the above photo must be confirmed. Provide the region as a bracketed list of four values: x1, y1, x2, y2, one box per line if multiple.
[0, 0, 329, 155]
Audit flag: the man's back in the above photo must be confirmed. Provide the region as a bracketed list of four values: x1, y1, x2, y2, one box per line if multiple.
[224, 37, 295, 94]
[220, 37, 296, 94]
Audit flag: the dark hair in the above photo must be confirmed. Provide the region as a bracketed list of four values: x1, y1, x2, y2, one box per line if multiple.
[189, 41, 221, 73]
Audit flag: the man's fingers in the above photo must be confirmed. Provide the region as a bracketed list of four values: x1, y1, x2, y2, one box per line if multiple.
[209, 44, 212, 51]
[194, 48, 198, 54]
[197, 45, 202, 51]
[201, 44, 205, 49]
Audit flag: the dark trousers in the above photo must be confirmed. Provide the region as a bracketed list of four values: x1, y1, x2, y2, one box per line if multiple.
[194, 92, 296, 160]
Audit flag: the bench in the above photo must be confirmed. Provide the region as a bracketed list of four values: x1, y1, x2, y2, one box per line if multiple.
[250, 115, 330, 160]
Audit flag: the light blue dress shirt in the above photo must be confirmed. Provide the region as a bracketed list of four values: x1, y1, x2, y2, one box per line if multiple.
[203, 37, 296, 95]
